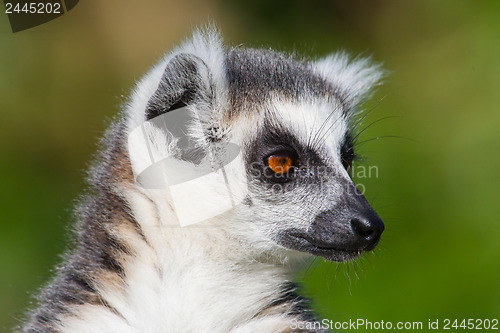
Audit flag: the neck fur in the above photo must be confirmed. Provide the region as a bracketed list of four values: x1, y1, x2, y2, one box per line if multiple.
[78, 187, 297, 332]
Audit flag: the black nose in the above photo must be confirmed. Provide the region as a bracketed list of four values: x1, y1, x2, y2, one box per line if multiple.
[350, 216, 384, 251]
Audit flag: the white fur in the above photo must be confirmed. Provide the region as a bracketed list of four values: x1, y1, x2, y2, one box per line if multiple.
[269, 96, 348, 164]
[313, 52, 384, 115]
[56, 187, 299, 332]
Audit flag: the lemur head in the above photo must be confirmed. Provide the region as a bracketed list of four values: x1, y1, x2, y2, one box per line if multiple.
[126, 29, 384, 263]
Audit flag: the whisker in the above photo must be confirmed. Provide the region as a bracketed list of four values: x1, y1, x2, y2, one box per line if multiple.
[356, 135, 412, 147]
[353, 116, 401, 142]
[325, 260, 335, 292]
[351, 91, 392, 131]
[345, 263, 353, 296]
[334, 262, 341, 280]
[309, 108, 343, 151]
[352, 261, 360, 280]
[301, 257, 318, 281]
[310, 113, 344, 152]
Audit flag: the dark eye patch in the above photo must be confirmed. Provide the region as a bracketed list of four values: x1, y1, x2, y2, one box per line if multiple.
[340, 132, 356, 173]
[245, 119, 325, 185]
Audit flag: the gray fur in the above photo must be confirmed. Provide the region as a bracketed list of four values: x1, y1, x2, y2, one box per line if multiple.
[225, 48, 347, 112]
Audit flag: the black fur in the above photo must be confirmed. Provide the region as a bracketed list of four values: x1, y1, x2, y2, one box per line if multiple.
[145, 54, 214, 120]
[245, 118, 327, 194]
[260, 282, 330, 333]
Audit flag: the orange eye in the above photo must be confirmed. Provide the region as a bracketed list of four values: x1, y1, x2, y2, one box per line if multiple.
[267, 155, 294, 175]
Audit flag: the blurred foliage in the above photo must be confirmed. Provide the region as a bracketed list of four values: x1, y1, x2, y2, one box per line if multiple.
[1, 0, 499, 331]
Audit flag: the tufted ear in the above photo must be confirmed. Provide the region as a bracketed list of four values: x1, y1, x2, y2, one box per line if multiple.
[125, 28, 227, 134]
[145, 53, 214, 120]
[313, 52, 384, 112]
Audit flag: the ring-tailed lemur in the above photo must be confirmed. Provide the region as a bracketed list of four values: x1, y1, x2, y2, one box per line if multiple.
[21, 28, 384, 333]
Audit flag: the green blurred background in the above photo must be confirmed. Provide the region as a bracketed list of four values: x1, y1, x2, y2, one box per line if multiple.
[1, 0, 499, 331]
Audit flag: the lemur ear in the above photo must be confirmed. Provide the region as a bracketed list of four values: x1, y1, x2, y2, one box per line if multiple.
[145, 53, 214, 120]
[313, 53, 384, 110]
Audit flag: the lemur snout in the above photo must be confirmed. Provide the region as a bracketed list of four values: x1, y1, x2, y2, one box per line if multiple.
[338, 178, 384, 251]
[350, 213, 384, 251]
[292, 178, 384, 261]
[308, 200, 384, 253]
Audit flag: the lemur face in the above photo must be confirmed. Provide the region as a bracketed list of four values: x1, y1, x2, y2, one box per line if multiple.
[237, 99, 384, 262]
[127, 31, 384, 263]
[225, 48, 384, 262]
